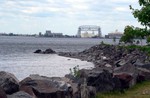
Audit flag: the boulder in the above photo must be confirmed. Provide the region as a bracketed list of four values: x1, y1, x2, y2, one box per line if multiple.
[7, 91, 32, 98]
[79, 68, 114, 92]
[141, 64, 150, 70]
[20, 85, 36, 97]
[20, 75, 73, 98]
[137, 67, 150, 81]
[0, 87, 7, 98]
[114, 62, 138, 88]
[0, 71, 19, 94]
[43, 48, 56, 54]
[114, 73, 133, 89]
[34, 49, 42, 53]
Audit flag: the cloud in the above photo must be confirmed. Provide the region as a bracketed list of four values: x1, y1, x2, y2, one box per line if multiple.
[0, 0, 141, 35]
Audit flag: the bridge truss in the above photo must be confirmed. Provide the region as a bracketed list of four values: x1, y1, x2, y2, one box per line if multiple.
[77, 25, 102, 37]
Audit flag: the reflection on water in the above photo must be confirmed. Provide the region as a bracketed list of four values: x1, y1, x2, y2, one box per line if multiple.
[0, 53, 93, 80]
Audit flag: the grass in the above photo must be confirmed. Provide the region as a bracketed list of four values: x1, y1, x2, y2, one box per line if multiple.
[96, 81, 150, 98]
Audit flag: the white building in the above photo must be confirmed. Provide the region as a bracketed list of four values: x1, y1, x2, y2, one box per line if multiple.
[105, 30, 123, 39]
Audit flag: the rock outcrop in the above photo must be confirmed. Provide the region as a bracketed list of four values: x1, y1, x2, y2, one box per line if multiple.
[0, 44, 149, 97]
[7, 91, 32, 98]
[34, 48, 56, 54]
[59, 44, 150, 93]
[0, 71, 19, 94]
[19, 75, 73, 98]
[0, 87, 7, 98]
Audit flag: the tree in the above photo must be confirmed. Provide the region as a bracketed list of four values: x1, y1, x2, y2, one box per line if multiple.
[130, 0, 150, 28]
[120, 26, 135, 44]
[121, 0, 150, 44]
[113, 37, 116, 45]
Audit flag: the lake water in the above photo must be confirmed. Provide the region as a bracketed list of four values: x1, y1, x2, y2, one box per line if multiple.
[0, 36, 146, 80]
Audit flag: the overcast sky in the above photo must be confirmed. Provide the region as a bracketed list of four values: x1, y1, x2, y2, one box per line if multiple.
[0, 0, 142, 36]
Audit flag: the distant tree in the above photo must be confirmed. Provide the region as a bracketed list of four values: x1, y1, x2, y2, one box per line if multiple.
[134, 27, 148, 45]
[120, 26, 135, 44]
[147, 36, 150, 45]
[113, 37, 116, 45]
[130, 0, 150, 43]
[121, 0, 150, 45]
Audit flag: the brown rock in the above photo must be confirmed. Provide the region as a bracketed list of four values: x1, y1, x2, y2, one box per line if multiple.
[0, 71, 19, 94]
[0, 87, 7, 98]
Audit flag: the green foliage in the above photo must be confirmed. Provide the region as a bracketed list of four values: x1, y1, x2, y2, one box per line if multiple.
[113, 37, 116, 45]
[120, 45, 150, 55]
[121, 0, 150, 44]
[100, 41, 104, 45]
[130, 0, 150, 28]
[120, 25, 148, 44]
[147, 36, 150, 45]
[120, 26, 135, 44]
[69, 65, 80, 77]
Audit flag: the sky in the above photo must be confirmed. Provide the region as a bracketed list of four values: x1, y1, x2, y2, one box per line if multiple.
[0, 0, 142, 36]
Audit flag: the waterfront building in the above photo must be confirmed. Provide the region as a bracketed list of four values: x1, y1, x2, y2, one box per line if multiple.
[105, 30, 123, 39]
[44, 30, 63, 37]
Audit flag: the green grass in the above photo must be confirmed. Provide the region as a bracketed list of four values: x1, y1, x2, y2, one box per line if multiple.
[96, 81, 150, 98]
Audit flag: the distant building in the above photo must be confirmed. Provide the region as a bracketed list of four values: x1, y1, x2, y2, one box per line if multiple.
[44, 30, 52, 37]
[44, 30, 63, 37]
[105, 30, 123, 39]
[81, 31, 95, 38]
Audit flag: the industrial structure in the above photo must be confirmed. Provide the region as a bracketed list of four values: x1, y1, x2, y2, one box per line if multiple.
[44, 30, 63, 37]
[105, 30, 123, 39]
[77, 25, 102, 38]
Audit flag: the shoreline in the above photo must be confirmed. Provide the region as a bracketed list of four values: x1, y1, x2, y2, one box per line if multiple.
[1, 44, 150, 98]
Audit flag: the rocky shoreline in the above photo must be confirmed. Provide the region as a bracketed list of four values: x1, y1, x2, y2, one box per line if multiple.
[1, 44, 150, 98]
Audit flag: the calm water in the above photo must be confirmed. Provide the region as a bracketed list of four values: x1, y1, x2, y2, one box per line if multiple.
[0, 36, 145, 80]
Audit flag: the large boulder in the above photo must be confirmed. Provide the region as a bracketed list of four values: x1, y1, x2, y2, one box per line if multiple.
[141, 64, 150, 70]
[114, 73, 133, 89]
[0, 71, 19, 94]
[0, 87, 7, 98]
[79, 68, 114, 92]
[137, 67, 150, 81]
[7, 91, 32, 98]
[20, 85, 36, 98]
[114, 62, 138, 88]
[20, 75, 73, 98]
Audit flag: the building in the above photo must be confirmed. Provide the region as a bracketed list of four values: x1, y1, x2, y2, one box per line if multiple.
[105, 30, 123, 39]
[44, 30, 63, 37]
[81, 31, 96, 38]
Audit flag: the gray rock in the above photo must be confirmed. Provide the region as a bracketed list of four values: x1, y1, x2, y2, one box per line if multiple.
[34, 49, 42, 53]
[0, 87, 7, 98]
[0, 71, 19, 94]
[137, 67, 150, 81]
[20, 75, 73, 98]
[43, 48, 56, 54]
[141, 64, 150, 70]
[114, 63, 138, 88]
[7, 91, 32, 98]
[79, 68, 114, 92]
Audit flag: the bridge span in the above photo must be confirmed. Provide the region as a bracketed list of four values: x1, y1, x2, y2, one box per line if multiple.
[77, 25, 102, 38]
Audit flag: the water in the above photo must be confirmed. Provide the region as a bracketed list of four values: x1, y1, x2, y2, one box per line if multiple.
[0, 36, 146, 80]
[0, 36, 104, 80]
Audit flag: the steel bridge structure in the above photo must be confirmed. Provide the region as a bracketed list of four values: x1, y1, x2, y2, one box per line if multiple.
[77, 25, 102, 37]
